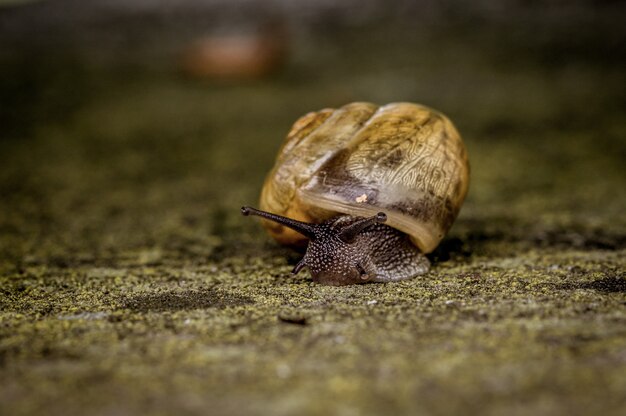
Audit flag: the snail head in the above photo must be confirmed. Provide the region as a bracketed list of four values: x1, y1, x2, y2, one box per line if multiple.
[241, 206, 387, 285]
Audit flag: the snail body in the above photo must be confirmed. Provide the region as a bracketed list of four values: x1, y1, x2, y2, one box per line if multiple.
[243, 102, 469, 286]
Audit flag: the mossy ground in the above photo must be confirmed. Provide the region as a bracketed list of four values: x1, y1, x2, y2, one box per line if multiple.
[1, 15, 625, 416]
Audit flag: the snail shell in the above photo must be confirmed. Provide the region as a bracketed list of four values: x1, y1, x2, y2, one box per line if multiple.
[259, 102, 469, 253]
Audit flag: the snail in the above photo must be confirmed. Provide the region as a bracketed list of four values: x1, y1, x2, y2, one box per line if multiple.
[242, 102, 469, 286]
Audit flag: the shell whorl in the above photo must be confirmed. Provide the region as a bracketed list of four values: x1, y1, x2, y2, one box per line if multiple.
[260, 102, 469, 253]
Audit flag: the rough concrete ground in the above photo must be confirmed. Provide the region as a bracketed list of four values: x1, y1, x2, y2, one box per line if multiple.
[1, 10, 625, 416]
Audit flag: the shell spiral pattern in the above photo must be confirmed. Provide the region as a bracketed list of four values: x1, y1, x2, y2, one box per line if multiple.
[260, 102, 469, 253]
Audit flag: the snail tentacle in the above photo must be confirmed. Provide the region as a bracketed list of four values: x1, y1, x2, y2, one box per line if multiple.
[338, 212, 387, 243]
[291, 258, 306, 275]
[241, 206, 317, 239]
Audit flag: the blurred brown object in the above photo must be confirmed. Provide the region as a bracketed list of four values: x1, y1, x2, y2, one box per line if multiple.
[181, 21, 288, 80]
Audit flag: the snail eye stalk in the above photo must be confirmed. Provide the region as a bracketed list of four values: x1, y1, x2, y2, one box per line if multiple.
[338, 212, 387, 243]
[241, 206, 318, 240]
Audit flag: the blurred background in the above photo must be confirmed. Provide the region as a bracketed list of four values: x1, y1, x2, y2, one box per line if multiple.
[1, 2, 626, 415]
[1, 0, 624, 266]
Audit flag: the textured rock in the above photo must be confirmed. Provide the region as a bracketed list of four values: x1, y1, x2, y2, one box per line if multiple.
[1, 15, 625, 416]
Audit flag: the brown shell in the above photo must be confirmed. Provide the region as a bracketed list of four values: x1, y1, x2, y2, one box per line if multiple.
[259, 102, 469, 253]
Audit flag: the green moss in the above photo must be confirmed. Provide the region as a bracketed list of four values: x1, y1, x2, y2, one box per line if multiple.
[1, 18, 625, 416]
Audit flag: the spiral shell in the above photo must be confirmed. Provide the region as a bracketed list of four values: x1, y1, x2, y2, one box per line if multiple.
[260, 102, 469, 253]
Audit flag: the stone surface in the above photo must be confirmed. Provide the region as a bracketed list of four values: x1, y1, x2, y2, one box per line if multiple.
[1, 9, 625, 416]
